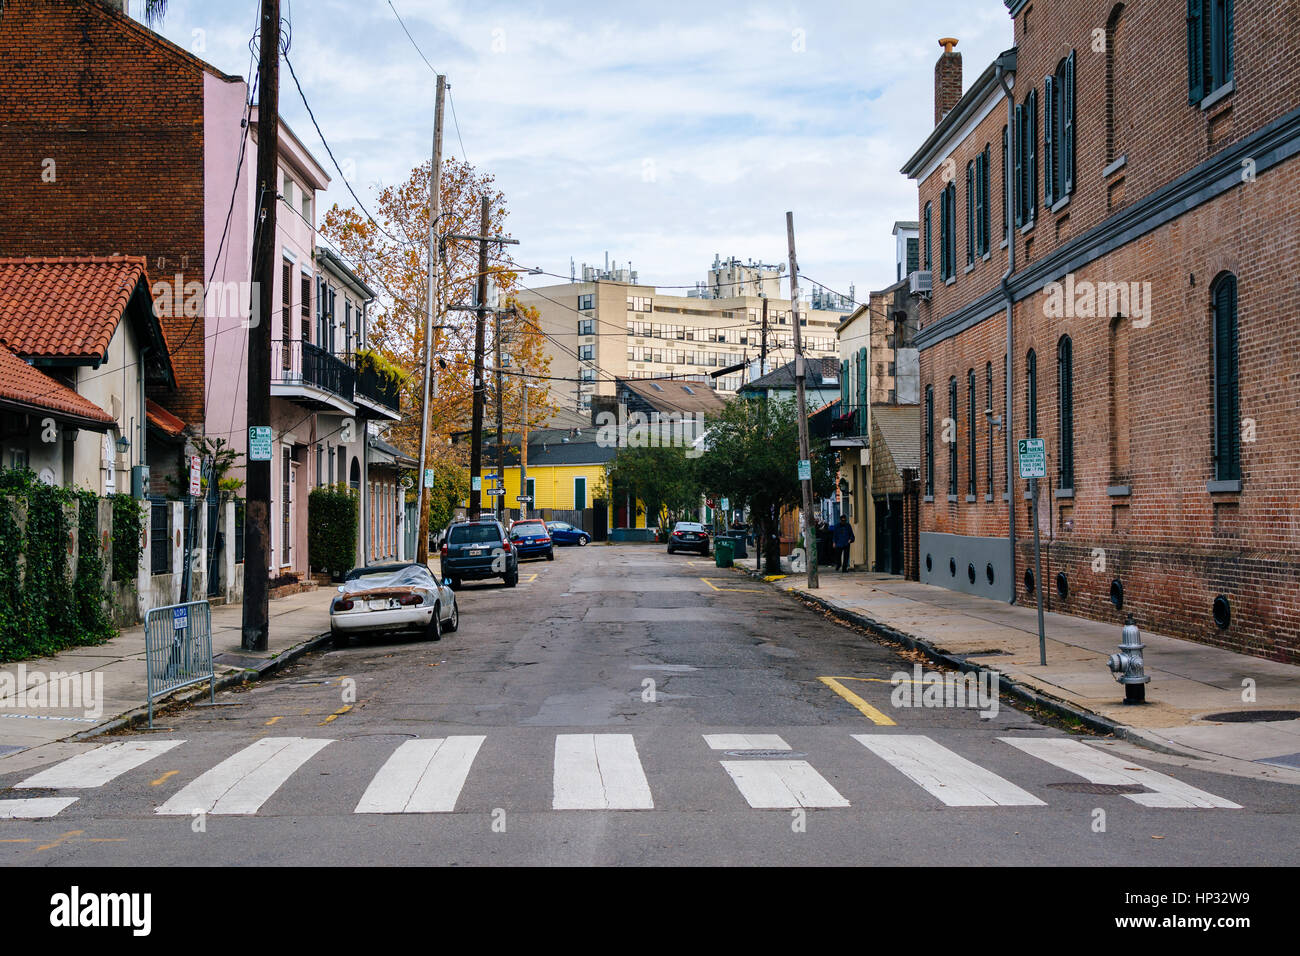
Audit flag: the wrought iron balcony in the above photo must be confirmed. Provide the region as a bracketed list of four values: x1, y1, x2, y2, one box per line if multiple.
[830, 402, 868, 439]
[351, 357, 402, 420]
[271, 339, 355, 413]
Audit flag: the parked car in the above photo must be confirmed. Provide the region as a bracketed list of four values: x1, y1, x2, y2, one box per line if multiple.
[440, 518, 519, 588]
[666, 521, 711, 555]
[330, 562, 458, 647]
[509, 518, 554, 561]
[545, 520, 590, 546]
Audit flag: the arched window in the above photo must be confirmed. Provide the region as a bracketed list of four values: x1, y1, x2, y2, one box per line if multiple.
[1026, 349, 1039, 439]
[1045, 53, 1076, 205]
[349, 456, 361, 492]
[1058, 336, 1075, 489]
[1211, 272, 1240, 482]
[924, 385, 935, 497]
[968, 369, 978, 495]
[1105, 5, 1125, 164]
[948, 377, 959, 496]
[986, 361, 994, 495]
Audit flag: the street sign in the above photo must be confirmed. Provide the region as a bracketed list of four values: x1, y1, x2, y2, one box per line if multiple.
[516, 495, 533, 503]
[423, 468, 434, 488]
[172, 606, 188, 632]
[797, 459, 811, 481]
[484, 473, 501, 481]
[485, 488, 505, 497]
[1017, 438, 1046, 479]
[471, 476, 481, 491]
[248, 426, 273, 462]
[721, 497, 729, 511]
[188, 455, 201, 497]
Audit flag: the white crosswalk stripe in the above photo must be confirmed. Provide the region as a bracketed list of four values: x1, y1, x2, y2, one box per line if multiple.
[16, 741, 183, 790]
[854, 734, 1046, 807]
[553, 733, 654, 810]
[720, 760, 849, 808]
[155, 737, 332, 816]
[703, 734, 790, 751]
[355, 736, 485, 813]
[0, 797, 79, 819]
[1000, 737, 1242, 809]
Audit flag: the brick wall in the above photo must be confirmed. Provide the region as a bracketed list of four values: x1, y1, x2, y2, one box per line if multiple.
[0, 0, 217, 427]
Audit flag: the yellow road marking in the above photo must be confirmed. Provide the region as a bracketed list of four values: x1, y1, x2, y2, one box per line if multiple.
[699, 577, 763, 594]
[0, 838, 33, 843]
[526, 573, 538, 583]
[264, 716, 284, 726]
[818, 677, 897, 725]
[37, 830, 83, 852]
[832, 676, 929, 684]
[319, 704, 352, 725]
[150, 770, 180, 787]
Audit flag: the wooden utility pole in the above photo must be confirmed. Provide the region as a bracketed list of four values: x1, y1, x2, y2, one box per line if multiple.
[760, 295, 768, 379]
[520, 369, 529, 520]
[786, 211, 819, 590]
[414, 74, 445, 565]
[494, 304, 504, 521]
[242, 0, 279, 650]
[469, 196, 489, 518]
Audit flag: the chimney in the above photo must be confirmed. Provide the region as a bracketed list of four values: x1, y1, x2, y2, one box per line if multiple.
[935, 38, 962, 125]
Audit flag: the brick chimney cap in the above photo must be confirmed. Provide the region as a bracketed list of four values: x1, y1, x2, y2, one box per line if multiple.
[939, 37, 959, 53]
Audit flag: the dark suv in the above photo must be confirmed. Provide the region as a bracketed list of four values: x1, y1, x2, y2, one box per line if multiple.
[440, 518, 519, 588]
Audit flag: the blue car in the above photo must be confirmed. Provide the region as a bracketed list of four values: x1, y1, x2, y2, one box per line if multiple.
[545, 520, 590, 547]
[509, 518, 555, 560]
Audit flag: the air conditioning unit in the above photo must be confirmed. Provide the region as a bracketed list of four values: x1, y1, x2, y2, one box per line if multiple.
[908, 270, 933, 297]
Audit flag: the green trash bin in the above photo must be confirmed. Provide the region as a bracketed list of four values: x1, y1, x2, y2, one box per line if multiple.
[715, 537, 734, 568]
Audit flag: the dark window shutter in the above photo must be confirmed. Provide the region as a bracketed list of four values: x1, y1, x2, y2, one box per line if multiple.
[840, 360, 849, 411]
[1058, 337, 1074, 489]
[1214, 275, 1240, 481]
[949, 378, 958, 496]
[1044, 74, 1056, 206]
[925, 386, 934, 496]
[924, 202, 932, 270]
[1064, 52, 1076, 196]
[1026, 349, 1038, 439]
[939, 189, 949, 278]
[968, 370, 977, 495]
[1026, 91, 1038, 221]
[966, 162, 975, 265]
[1014, 104, 1024, 227]
[858, 346, 868, 433]
[1225, 0, 1235, 82]
[1188, 0, 1205, 103]
[1002, 126, 1010, 239]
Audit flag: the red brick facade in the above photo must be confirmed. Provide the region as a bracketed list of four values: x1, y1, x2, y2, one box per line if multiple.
[0, 0, 237, 427]
[910, 1, 1300, 663]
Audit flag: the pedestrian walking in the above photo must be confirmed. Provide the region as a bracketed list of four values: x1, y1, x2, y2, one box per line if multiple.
[832, 515, 854, 572]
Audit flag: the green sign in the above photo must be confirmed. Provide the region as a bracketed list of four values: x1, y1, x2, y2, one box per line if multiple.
[423, 469, 434, 488]
[248, 426, 273, 462]
[1017, 438, 1046, 479]
[721, 498, 729, 511]
[797, 459, 811, 481]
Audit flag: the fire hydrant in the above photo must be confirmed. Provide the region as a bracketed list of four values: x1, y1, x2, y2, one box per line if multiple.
[1107, 615, 1150, 705]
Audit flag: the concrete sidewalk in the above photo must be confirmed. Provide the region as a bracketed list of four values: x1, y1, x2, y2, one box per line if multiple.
[758, 568, 1300, 783]
[0, 588, 333, 755]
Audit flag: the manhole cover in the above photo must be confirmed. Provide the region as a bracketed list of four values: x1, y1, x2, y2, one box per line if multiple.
[1047, 782, 1148, 795]
[1202, 710, 1300, 723]
[723, 750, 806, 759]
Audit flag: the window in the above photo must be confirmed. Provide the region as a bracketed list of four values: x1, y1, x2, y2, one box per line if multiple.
[906, 237, 919, 275]
[948, 378, 959, 496]
[967, 369, 977, 495]
[578, 293, 594, 311]
[1015, 89, 1039, 226]
[281, 261, 292, 370]
[923, 202, 933, 270]
[1057, 336, 1074, 489]
[580, 368, 595, 382]
[1044, 52, 1076, 206]
[315, 275, 327, 346]
[302, 190, 312, 222]
[966, 161, 976, 266]
[1001, 126, 1010, 240]
[1026, 349, 1039, 439]
[924, 385, 934, 496]
[1105, 5, 1124, 163]
[986, 361, 994, 495]
[578, 319, 594, 336]
[281, 447, 292, 562]
[574, 477, 587, 510]
[526, 477, 535, 502]
[578, 345, 594, 361]
[1188, 0, 1234, 103]
[940, 183, 957, 280]
[1211, 273, 1240, 481]
[1108, 316, 1131, 481]
[345, 300, 353, 354]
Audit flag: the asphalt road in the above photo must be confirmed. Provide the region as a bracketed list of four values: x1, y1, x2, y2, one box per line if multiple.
[2, 544, 1297, 865]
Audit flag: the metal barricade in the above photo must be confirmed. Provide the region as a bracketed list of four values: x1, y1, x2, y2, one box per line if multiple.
[145, 601, 215, 728]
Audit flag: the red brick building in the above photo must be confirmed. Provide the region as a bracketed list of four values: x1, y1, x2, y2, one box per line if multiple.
[902, 1, 1299, 663]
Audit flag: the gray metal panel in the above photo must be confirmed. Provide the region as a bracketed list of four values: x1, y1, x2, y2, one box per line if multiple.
[919, 532, 1013, 602]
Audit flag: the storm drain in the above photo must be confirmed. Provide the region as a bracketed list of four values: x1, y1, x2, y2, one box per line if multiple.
[1201, 710, 1300, 723]
[1046, 782, 1149, 795]
[724, 750, 808, 759]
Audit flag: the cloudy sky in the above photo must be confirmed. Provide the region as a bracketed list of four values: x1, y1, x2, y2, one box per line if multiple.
[144, 0, 1013, 301]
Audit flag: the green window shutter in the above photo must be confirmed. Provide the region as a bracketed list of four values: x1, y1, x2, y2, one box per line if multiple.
[1188, 0, 1205, 103]
[1064, 52, 1076, 196]
[1225, 0, 1235, 82]
[966, 162, 975, 265]
[1214, 276, 1240, 481]
[1014, 105, 1024, 227]
[923, 202, 932, 270]
[1044, 74, 1056, 206]
[1028, 91, 1038, 221]
[857, 346, 868, 433]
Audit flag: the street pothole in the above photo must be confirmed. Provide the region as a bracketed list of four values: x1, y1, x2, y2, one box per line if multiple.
[1046, 782, 1149, 795]
[1201, 710, 1300, 723]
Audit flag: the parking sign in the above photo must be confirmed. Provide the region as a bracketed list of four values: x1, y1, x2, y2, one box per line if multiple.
[1017, 438, 1046, 479]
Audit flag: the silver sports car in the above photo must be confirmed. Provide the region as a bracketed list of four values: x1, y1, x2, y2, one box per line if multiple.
[330, 562, 459, 647]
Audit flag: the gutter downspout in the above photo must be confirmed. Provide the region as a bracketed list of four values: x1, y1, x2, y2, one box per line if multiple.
[997, 51, 1017, 605]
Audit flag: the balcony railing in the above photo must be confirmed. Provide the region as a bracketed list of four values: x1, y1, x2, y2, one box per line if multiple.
[271, 339, 355, 404]
[830, 403, 868, 438]
[352, 359, 402, 416]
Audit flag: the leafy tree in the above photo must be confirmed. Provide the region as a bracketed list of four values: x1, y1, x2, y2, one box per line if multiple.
[696, 396, 835, 573]
[308, 484, 358, 580]
[426, 462, 470, 536]
[606, 445, 701, 533]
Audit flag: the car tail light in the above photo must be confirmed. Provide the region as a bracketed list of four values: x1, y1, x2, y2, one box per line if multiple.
[336, 599, 354, 611]
[672, 531, 682, 537]
[540, 536, 550, 544]
[440, 543, 448, 558]
[398, 593, 422, 606]
[502, 539, 512, 553]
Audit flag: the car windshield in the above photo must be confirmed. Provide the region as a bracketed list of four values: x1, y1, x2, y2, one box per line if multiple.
[675, 523, 703, 531]
[549, 522, 570, 531]
[449, 524, 502, 544]
[340, 564, 435, 593]
[512, 521, 546, 533]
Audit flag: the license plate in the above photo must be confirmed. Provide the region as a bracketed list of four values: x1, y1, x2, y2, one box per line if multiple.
[468, 549, 484, 556]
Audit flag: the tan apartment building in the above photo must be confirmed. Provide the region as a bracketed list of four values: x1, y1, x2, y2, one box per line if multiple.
[517, 257, 846, 412]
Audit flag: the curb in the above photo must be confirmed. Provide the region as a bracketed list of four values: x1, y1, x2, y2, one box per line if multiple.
[760, 576, 1196, 758]
[72, 631, 334, 740]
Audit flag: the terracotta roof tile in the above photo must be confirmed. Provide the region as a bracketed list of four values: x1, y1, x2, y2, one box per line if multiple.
[146, 398, 187, 438]
[0, 256, 150, 359]
[0, 346, 115, 427]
